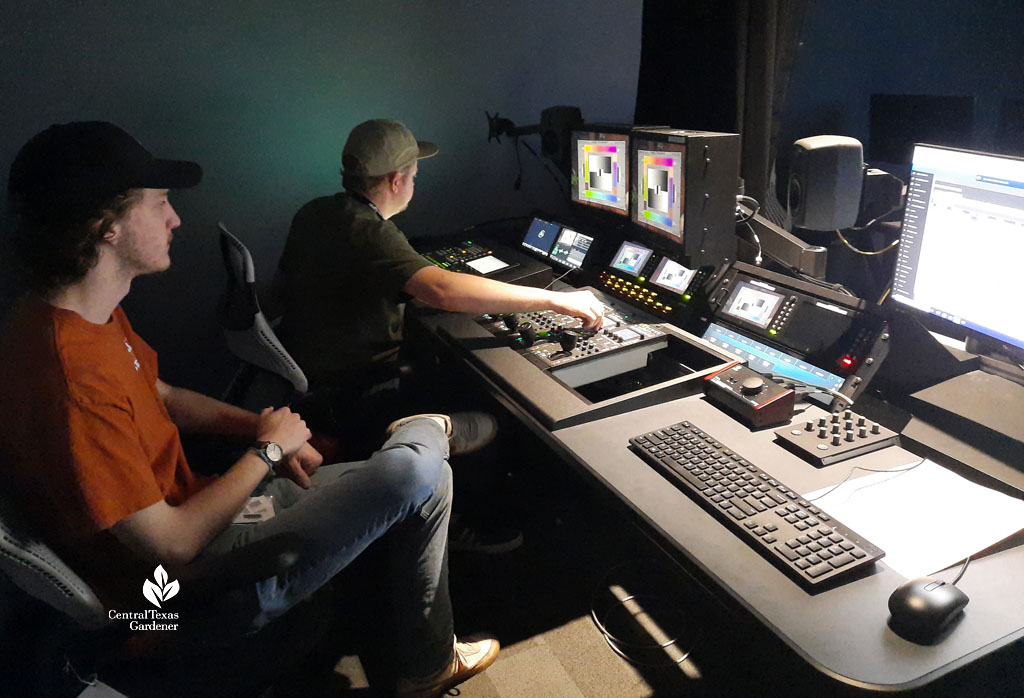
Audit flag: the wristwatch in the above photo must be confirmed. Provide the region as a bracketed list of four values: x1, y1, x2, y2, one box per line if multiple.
[249, 441, 283, 473]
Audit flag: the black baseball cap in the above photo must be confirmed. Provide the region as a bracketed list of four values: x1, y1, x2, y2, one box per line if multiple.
[8, 121, 202, 222]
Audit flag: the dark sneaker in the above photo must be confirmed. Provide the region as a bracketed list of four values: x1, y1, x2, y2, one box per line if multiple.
[449, 514, 524, 554]
[448, 411, 498, 456]
[396, 635, 500, 698]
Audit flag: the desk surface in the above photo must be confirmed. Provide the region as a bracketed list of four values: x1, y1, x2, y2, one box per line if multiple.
[413, 308, 1024, 692]
[554, 396, 1024, 691]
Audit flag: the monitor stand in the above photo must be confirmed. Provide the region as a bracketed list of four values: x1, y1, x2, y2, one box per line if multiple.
[876, 309, 1024, 490]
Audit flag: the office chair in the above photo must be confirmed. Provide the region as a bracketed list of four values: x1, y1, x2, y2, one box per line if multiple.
[217, 223, 308, 408]
[0, 493, 333, 698]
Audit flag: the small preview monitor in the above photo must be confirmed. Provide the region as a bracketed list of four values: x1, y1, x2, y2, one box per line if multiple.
[891, 144, 1024, 356]
[632, 137, 685, 241]
[650, 257, 697, 294]
[522, 217, 559, 256]
[721, 280, 786, 329]
[571, 131, 630, 215]
[609, 240, 654, 277]
[549, 227, 594, 269]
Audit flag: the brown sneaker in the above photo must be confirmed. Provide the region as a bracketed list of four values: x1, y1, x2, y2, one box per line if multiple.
[396, 635, 500, 698]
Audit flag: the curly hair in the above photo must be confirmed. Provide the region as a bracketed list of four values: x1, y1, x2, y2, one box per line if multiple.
[7, 189, 143, 294]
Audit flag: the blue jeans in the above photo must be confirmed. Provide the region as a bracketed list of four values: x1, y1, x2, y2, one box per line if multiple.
[201, 418, 454, 678]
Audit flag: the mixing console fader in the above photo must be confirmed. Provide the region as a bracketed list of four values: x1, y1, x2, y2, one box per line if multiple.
[478, 295, 668, 371]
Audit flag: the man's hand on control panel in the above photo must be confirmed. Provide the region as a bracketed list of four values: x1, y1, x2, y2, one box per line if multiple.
[554, 290, 606, 330]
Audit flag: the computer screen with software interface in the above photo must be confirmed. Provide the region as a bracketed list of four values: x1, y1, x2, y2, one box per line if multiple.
[891, 144, 1024, 354]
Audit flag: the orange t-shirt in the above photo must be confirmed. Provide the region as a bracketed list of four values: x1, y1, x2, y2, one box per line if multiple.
[0, 297, 210, 606]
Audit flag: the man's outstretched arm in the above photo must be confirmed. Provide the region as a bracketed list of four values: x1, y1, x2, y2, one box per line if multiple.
[404, 265, 606, 328]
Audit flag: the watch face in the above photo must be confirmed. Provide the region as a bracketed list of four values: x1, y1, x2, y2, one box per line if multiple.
[265, 442, 283, 462]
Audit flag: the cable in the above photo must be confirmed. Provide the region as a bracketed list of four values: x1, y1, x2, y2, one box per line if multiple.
[744, 221, 763, 266]
[768, 374, 853, 407]
[736, 195, 760, 223]
[735, 196, 763, 265]
[951, 556, 972, 586]
[512, 135, 524, 190]
[457, 215, 532, 236]
[517, 136, 569, 197]
[835, 227, 902, 256]
[793, 269, 855, 297]
[545, 266, 574, 290]
[805, 457, 927, 503]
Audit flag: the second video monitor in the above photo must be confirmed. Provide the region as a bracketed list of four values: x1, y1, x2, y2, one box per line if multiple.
[521, 218, 594, 270]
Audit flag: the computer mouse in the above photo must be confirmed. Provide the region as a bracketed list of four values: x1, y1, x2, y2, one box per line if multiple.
[888, 576, 969, 644]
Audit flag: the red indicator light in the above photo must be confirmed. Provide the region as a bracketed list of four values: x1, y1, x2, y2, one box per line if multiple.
[841, 356, 854, 367]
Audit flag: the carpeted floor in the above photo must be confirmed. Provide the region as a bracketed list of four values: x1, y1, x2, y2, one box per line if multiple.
[268, 423, 1024, 698]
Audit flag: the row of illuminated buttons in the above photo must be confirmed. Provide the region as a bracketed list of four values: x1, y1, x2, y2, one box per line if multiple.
[600, 276, 673, 313]
[601, 274, 658, 296]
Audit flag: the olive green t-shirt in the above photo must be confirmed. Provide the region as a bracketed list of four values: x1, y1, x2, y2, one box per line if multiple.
[277, 193, 432, 386]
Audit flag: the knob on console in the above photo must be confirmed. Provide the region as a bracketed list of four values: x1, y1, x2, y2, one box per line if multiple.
[739, 376, 765, 395]
[517, 322, 536, 348]
[502, 313, 520, 331]
[558, 330, 579, 352]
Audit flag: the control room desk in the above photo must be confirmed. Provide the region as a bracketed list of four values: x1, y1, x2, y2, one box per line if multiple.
[410, 308, 1024, 694]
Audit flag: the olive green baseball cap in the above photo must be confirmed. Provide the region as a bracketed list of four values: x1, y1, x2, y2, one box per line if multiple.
[341, 119, 438, 177]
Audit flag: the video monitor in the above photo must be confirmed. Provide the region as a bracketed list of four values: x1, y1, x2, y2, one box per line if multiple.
[609, 240, 654, 278]
[632, 138, 685, 242]
[650, 257, 697, 294]
[521, 217, 559, 256]
[720, 280, 786, 329]
[549, 227, 594, 269]
[570, 131, 629, 215]
[891, 144, 1024, 358]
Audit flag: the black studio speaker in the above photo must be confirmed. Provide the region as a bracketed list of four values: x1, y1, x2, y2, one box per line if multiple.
[788, 136, 864, 231]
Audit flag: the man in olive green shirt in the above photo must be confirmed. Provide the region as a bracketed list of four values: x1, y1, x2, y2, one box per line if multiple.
[277, 119, 605, 389]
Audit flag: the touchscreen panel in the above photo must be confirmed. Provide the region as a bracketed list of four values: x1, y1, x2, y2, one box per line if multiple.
[721, 280, 785, 329]
[522, 217, 558, 256]
[650, 257, 697, 293]
[609, 241, 653, 277]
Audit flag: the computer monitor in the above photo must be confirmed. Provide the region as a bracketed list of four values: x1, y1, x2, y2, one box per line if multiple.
[632, 137, 685, 242]
[609, 240, 654, 278]
[891, 144, 1024, 363]
[548, 227, 594, 269]
[570, 131, 630, 215]
[521, 217, 559, 256]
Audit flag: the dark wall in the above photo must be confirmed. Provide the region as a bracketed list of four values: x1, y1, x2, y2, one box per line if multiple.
[781, 0, 1024, 166]
[0, 1, 642, 394]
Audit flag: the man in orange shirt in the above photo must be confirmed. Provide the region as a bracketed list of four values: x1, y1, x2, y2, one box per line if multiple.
[0, 122, 496, 698]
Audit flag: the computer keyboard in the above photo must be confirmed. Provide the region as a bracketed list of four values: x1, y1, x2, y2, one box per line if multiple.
[629, 420, 885, 590]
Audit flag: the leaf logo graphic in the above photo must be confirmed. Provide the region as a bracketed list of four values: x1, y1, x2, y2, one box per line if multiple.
[142, 564, 180, 608]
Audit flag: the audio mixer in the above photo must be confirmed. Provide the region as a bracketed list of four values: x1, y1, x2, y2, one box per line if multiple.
[478, 293, 669, 371]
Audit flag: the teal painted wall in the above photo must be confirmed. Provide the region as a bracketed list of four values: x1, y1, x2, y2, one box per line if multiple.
[0, 1, 643, 393]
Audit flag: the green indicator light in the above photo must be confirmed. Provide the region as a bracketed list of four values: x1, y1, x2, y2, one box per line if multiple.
[768, 329, 777, 335]
[639, 277, 645, 282]
[683, 293, 691, 301]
